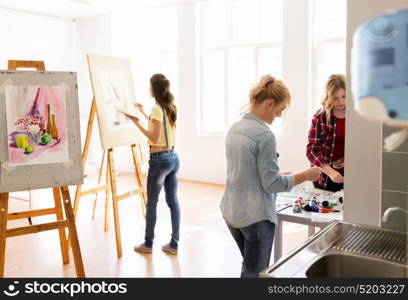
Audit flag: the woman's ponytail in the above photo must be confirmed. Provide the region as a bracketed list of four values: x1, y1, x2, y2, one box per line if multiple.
[150, 73, 177, 127]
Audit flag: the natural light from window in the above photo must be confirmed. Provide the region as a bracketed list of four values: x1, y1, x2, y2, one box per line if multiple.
[197, 0, 284, 135]
[312, 0, 347, 112]
[111, 6, 178, 112]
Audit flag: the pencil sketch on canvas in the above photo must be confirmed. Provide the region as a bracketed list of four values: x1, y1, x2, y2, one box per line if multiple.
[99, 69, 135, 127]
[87, 54, 144, 150]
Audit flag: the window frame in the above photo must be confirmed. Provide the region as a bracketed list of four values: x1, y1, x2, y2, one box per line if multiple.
[196, 0, 283, 136]
[310, 0, 347, 115]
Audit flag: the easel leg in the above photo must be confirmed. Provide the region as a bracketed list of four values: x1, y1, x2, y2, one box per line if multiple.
[0, 193, 9, 278]
[92, 150, 106, 219]
[53, 187, 70, 264]
[131, 144, 147, 217]
[28, 190, 33, 225]
[60, 187, 85, 278]
[104, 161, 111, 233]
[73, 99, 97, 217]
[108, 149, 122, 258]
[73, 185, 82, 218]
[138, 144, 148, 211]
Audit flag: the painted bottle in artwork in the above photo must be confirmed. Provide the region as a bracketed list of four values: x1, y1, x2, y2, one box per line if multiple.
[46, 104, 52, 134]
[49, 114, 59, 139]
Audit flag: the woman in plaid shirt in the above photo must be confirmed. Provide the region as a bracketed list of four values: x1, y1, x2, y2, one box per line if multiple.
[307, 74, 346, 192]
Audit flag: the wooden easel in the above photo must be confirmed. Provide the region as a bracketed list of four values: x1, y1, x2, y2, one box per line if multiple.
[73, 96, 148, 258]
[0, 60, 85, 277]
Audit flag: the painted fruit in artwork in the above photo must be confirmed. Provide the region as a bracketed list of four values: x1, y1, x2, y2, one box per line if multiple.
[41, 133, 52, 145]
[25, 145, 34, 154]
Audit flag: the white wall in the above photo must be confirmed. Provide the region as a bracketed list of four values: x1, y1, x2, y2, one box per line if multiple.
[278, 0, 311, 175]
[0, 8, 75, 70]
[176, 3, 226, 184]
[74, 16, 113, 171]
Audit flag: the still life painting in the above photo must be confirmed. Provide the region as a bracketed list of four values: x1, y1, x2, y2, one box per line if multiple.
[6, 85, 69, 166]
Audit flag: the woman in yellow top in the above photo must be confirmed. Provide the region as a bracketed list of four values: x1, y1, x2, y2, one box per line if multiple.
[124, 73, 179, 255]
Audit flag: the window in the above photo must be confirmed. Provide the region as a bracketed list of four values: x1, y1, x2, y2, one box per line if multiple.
[197, 0, 284, 135]
[111, 7, 179, 110]
[311, 0, 347, 112]
[108, 7, 179, 171]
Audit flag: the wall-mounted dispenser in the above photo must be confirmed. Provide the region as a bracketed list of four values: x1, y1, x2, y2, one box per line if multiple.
[352, 9, 408, 151]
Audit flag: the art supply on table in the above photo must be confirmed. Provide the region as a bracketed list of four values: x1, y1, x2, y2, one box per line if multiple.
[322, 200, 337, 208]
[292, 203, 302, 213]
[303, 204, 313, 212]
[332, 158, 344, 169]
[319, 207, 340, 213]
[310, 202, 319, 212]
[283, 187, 344, 214]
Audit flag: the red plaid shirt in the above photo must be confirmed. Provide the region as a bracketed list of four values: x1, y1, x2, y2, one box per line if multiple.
[306, 109, 337, 188]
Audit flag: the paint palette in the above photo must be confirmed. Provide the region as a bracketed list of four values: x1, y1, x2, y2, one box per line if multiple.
[332, 158, 344, 169]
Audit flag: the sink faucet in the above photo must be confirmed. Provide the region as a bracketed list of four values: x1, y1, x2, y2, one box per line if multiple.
[382, 207, 408, 223]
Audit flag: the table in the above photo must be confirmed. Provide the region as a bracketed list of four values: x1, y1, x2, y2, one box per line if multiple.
[273, 205, 343, 263]
[275, 195, 294, 211]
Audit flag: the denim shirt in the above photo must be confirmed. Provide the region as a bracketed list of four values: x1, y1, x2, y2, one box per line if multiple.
[220, 113, 295, 228]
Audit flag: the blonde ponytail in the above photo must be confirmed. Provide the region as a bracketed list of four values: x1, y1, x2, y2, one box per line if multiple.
[249, 75, 291, 109]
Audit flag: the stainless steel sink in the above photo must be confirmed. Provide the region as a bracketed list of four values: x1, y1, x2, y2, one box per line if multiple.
[260, 221, 408, 278]
[306, 254, 408, 278]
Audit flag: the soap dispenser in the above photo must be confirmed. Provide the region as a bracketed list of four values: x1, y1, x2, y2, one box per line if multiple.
[351, 9, 408, 151]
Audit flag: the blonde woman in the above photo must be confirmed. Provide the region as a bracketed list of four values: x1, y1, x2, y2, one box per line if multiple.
[307, 74, 346, 192]
[221, 75, 320, 278]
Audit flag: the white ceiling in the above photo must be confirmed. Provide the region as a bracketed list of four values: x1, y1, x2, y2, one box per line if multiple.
[0, 0, 194, 18]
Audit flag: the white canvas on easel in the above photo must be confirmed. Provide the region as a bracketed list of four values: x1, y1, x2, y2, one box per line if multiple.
[87, 54, 144, 150]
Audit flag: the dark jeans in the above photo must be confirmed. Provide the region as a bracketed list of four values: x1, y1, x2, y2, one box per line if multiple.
[144, 150, 180, 249]
[227, 220, 275, 278]
[313, 178, 343, 192]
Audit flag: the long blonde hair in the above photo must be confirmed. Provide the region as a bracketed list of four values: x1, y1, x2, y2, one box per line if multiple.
[249, 75, 291, 110]
[321, 74, 346, 124]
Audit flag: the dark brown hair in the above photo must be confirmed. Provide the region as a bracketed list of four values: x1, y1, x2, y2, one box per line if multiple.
[150, 73, 177, 127]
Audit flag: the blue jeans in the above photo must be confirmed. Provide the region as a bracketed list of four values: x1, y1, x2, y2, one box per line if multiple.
[227, 220, 275, 278]
[144, 150, 180, 249]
